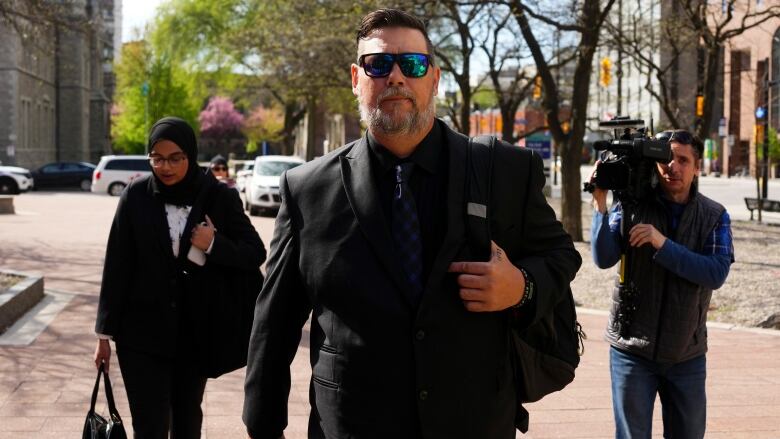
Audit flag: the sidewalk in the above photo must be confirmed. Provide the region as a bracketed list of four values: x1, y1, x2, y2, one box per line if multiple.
[0, 294, 778, 438]
[0, 191, 778, 438]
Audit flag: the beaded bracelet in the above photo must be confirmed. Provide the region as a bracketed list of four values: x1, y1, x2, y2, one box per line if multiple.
[512, 267, 535, 308]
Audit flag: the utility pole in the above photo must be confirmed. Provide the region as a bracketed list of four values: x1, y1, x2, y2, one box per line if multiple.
[762, 59, 775, 200]
[616, 0, 623, 115]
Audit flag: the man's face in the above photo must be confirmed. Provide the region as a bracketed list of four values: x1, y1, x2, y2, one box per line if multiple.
[351, 26, 440, 137]
[656, 141, 700, 201]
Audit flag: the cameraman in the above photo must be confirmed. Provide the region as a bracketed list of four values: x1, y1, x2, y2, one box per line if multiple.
[591, 130, 734, 439]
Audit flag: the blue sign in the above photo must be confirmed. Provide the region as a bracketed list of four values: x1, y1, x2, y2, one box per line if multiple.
[525, 134, 552, 160]
[141, 82, 150, 97]
[756, 106, 767, 119]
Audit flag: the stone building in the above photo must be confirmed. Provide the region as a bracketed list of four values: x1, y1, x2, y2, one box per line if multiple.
[0, 0, 120, 169]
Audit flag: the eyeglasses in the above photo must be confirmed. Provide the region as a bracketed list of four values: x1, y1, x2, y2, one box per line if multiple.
[149, 153, 188, 168]
[358, 53, 431, 78]
[211, 166, 227, 172]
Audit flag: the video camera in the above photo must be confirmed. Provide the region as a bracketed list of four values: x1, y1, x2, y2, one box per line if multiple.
[583, 116, 671, 204]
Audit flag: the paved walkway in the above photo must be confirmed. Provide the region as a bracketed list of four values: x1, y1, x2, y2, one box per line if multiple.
[1, 192, 779, 438]
[0, 298, 778, 438]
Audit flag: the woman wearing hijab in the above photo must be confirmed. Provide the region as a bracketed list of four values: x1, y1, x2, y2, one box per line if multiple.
[93, 117, 266, 438]
[209, 154, 238, 190]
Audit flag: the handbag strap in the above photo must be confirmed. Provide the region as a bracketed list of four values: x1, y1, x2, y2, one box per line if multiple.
[89, 363, 103, 414]
[89, 363, 123, 420]
[102, 364, 122, 419]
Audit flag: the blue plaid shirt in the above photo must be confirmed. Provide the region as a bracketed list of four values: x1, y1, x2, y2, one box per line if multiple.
[592, 201, 734, 290]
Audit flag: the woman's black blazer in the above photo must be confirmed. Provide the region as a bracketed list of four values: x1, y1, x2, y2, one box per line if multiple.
[95, 174, 266, 359]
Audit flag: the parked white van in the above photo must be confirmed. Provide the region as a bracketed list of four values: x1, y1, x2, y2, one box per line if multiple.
[92, 155, 152, 196]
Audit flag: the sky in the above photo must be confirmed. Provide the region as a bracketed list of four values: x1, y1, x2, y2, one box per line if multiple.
[122, 0, 164, 42]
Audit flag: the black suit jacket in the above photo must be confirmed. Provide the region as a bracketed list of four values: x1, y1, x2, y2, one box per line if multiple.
[95, 174, 266, 359]
[243, 122, 581, 439]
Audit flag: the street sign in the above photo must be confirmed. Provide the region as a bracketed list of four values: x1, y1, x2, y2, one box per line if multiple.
[525, 134, 552, 160]
[718, 117, 727, 137]
[756, 106, 767, 119]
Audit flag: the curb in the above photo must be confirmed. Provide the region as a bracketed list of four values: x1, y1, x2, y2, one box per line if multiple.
[0, 269, 44, 333]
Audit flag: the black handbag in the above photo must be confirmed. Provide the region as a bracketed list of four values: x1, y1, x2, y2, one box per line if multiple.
[82, 363, 127, 439]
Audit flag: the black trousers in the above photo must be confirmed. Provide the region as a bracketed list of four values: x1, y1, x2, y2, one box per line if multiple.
[116, 344, 208, 439]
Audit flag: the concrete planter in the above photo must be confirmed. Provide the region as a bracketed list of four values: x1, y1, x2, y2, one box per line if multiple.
[0, 195, 14, 214]
[0, 270, 44, 333]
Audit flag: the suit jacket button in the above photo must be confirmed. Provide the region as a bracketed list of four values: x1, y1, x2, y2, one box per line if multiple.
[419, 390, 428, 401]
[415, 330, 425, 341]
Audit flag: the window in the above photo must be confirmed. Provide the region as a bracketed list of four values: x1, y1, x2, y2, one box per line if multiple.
[105, 159, 151, 171]
[255, 161, 302, 177]
[41, 164, 59, 174]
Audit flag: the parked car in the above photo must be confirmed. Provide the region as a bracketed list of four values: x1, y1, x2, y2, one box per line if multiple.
[245, 155, 305, 216]
[31, 161, 96, 191]
[235, 160, 255, 193]
[91, 155, 151, 196]
[0, 165, 34, 194]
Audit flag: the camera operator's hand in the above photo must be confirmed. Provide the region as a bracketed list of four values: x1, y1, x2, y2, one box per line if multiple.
[629, 223, 667, 250]
[589, 163, 609, 214]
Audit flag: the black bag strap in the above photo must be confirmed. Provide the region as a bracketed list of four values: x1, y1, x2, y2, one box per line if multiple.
[466, 135, 496, 262]
[90, 363, 123, 419]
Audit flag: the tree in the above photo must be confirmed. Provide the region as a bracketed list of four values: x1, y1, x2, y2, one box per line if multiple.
[509, 0, 617, 241]
[423, 1, 488, 134]
[243, 105, 285, 153]
[609, 1, 780, 139]
[112, 40, 200, 154]
[152, 0, 381, 156]
[477, 4, 535, 144]
[199, 96, 244, 138]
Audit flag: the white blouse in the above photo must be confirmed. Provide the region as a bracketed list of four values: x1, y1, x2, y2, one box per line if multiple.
[165, 204, 191, 257]
[164, 203, 210, 264]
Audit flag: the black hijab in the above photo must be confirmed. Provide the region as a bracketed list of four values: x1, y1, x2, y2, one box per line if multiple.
[148, 117, 204, 206]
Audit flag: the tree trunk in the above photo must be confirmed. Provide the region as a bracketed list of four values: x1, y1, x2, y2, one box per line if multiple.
[697, 44, 721, 140]
[305, 95, 317, 162]
[500, 102, 518, 144]
[460, 84, 472, 135]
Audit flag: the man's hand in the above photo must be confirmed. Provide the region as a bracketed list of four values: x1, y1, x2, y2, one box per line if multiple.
[589, 163, 609, 214]
[628, 223, 667, 250]
[191, 214, 216, 251]
[448, 241, 525, 312]
[94, 338, 111, 371]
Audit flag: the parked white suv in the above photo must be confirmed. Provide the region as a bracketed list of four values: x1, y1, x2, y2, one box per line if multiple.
[245, 155, 304, 216]
[92, 155, 152, 196]
[0, 165, 34, 194]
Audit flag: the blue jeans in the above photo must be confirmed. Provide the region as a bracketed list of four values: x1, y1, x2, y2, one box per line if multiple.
[610, 347, 706, 439]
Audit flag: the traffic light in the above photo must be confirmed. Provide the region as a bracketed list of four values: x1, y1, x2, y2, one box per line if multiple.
[696, 95, 704, 117]
[533, 76, 542, 100]
[600, 57, 612, 87]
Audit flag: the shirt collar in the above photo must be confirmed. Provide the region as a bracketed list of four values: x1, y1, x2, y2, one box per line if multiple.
[367, 120, 442, 175]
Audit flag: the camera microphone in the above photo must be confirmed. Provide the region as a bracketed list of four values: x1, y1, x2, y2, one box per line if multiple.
[593, 140, 612, 151]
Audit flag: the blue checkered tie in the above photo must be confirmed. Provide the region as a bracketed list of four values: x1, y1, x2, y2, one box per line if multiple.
[392, 162, 423, 296]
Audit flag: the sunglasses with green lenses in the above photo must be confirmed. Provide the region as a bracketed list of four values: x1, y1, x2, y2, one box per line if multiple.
[359, 53, 431, 78]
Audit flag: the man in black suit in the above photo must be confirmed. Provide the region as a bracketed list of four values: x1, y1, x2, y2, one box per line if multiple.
[243, 9, 581, 439]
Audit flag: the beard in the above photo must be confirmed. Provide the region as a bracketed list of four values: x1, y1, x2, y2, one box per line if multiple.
[358, 86, 436, 136]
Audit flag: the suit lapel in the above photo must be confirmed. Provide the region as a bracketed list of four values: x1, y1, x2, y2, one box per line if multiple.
[421, 126, 470, 308]
[340, 138, 415, 306]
